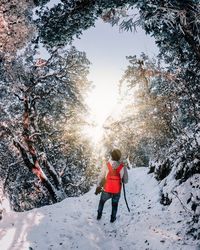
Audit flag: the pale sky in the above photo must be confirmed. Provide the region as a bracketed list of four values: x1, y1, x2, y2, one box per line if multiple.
[73, 18, 159, 126]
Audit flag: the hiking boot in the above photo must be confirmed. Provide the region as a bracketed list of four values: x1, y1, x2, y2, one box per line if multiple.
[97, 212, 102, 220]
[110, 216, 116, 223]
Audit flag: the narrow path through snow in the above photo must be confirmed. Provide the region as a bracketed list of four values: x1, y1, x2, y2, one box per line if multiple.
[0, 168, 198, 250]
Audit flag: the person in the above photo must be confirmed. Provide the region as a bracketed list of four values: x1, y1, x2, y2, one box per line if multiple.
[95, 149, 128, 223]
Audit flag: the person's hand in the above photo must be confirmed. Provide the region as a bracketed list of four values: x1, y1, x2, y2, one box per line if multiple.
[95, 186, 102, 195]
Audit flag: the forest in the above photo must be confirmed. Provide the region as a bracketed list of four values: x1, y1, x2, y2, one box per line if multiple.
[0, 0, 199, 248]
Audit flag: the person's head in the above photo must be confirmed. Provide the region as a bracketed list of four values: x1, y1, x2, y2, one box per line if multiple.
[111, 149, 121, 161]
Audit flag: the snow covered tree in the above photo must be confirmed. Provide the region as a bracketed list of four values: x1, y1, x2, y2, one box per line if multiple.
[103, 0, 200, 125]
[32, 0, 134, 48]
[104, 53, 177, 166]
[0, 0, 34, 57]
[0, 44, 93, 210]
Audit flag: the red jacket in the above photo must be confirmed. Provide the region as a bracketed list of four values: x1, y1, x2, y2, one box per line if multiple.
[104, 162, 124, 193]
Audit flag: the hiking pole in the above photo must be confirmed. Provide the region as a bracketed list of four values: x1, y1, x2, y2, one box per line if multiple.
[123, 182, 130, 212]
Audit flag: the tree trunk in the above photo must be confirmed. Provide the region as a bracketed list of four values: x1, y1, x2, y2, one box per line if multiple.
[13, 140, 59, 202]
[13, 93, 64, 203]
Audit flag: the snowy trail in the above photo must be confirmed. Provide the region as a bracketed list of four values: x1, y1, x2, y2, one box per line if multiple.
[0, 167, 198, 250]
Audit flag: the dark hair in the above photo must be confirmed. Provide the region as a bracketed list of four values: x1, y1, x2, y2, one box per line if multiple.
[111, 149, 121, 161]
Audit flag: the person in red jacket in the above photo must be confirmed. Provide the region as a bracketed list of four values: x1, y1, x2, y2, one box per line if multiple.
[95, 149, 128, 223]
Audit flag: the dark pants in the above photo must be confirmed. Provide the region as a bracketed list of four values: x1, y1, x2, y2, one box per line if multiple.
[97, 191, 121, 219]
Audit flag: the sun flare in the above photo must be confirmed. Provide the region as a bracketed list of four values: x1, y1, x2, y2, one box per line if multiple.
[82, 124, 104, 144]
[82, 71, 121, 144]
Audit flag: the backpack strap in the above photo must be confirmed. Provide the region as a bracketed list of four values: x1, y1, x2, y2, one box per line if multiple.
[116, 163, 124, 173]
[107, 162, 113, 172]
[107, 162, 124, 174]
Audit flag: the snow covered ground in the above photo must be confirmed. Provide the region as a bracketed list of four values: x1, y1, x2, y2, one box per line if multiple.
[0, 167, 199, 250]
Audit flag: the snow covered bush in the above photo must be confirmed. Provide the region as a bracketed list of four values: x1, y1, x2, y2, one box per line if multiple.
[154, 159, 171, 181]
[149, 124, 200, 239]
[153, 124, 200, 182]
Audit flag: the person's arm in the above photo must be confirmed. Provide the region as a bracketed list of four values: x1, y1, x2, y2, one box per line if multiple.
[95, 163, 107, 195]
[126, 156, 132, 169]
[97, 164, 107, 187]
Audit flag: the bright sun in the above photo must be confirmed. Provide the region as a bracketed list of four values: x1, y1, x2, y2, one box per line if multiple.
[82, 70, 120, 144]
